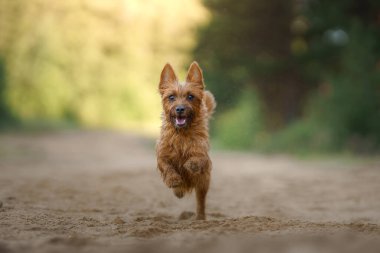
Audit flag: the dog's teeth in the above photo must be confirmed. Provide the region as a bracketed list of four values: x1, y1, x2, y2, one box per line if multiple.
[176, 118, 186, 125]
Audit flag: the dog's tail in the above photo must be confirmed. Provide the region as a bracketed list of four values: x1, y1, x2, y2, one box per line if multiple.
[204, 90, 216, 118]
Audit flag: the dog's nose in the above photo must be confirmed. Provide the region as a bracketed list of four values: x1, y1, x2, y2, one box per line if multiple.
[176, 105, 185, 114]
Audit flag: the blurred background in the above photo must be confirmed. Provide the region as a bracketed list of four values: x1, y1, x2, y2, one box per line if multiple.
[0, 0, 379, 154]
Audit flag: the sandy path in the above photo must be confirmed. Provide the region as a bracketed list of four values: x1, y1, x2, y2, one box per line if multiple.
[0, 130, 380, 253]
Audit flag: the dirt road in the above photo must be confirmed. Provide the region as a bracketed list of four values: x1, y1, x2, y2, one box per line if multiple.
[1, 131, 380, 252]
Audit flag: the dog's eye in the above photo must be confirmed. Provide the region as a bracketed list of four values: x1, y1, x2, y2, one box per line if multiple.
[187, 94, 194, 101]
[168, 95, 175, 101]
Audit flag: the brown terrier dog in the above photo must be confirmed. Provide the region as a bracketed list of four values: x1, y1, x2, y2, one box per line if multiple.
[156, 61, 216, 220]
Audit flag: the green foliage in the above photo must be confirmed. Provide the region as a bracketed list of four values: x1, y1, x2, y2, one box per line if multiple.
[1, 0, 380, 154]
[194, 0, 294, 114]
[213, 89, 263, 149]
[197, 0, 380, 153]
[263, 22, 380, 154]
[0, 58, 18, 128]
[260, 120, 332, 154]
[0, 0, 208, 133]
[306, 23, 380, 152]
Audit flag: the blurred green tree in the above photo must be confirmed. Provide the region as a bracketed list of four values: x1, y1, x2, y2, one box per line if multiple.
[194, 0, 380, 152]
[0, 0, 208, 133]
[0, 58, 17, 127]
[194, 0, 308, 130]
[298, 0, 380, 152]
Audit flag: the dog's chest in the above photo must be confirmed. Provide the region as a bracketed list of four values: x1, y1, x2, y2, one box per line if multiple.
[169, 135, 207, 160]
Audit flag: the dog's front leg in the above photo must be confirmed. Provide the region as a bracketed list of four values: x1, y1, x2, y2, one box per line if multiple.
[157, 158, 183, 188]
[183, 156, 210, 174]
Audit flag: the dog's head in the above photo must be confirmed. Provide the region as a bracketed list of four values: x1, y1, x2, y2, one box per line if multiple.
[159, 62, 205, 129]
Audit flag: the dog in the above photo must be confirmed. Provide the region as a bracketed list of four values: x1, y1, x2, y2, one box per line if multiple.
[156, 61, 216, 220]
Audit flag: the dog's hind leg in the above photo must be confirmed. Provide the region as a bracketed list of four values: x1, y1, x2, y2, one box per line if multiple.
[195, 176, 210, 220]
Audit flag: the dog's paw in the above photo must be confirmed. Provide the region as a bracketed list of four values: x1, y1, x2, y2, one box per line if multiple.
[173, 187, 185, 198]
[183, 160, 201, 174]
[165, 173, 183, 188]
[195, 213, 206, 220]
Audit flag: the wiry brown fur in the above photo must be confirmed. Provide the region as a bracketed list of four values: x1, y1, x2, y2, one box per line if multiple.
[156, 62, 216, 220]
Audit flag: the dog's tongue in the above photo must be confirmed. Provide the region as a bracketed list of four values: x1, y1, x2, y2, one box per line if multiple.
[176, 118, 186, 125]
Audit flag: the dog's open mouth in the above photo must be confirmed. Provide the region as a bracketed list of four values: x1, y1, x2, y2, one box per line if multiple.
[175, 117, 187, 127]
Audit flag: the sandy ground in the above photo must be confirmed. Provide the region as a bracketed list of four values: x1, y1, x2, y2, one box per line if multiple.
[1, 130, 380, 253]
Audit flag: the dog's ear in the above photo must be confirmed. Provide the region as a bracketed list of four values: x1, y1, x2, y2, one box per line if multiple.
[186, 61, 204, 90]
[159, 63, 178, 95]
